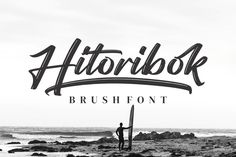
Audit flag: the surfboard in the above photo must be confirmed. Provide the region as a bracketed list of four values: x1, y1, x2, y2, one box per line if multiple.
[128, 105, 134, 150]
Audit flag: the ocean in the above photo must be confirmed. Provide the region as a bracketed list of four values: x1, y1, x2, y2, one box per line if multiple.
[0, 127, 236, 157]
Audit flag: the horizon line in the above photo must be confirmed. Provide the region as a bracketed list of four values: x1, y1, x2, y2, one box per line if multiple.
[0, 126, 236, 130]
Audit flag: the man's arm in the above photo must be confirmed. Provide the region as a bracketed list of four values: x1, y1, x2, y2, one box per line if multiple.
[116, 128, 119, 136]
[123, 126, 132, 129]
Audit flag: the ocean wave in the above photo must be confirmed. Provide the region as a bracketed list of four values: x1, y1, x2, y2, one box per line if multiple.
[59, 136, 78, 139]
[17, 131, 113, 137]
[1, 127, 236, 141]
[0, 134, 15, 139]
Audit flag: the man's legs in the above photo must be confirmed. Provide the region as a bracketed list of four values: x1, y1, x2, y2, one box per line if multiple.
[118, 136, 122, 150]
[121, 137, 124, 150]
[118, 141, 121, 150]
[118, 136, 124, 150]
[121, 140, 124, 150]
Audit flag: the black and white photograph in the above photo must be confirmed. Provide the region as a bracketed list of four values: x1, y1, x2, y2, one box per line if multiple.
[0, 0, 236, 156]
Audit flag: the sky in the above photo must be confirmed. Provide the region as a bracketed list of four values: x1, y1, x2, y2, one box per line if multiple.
[0, 0, 235, 129]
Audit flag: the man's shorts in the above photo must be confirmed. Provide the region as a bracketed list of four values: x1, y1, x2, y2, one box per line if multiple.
[119, 136, 124, 142]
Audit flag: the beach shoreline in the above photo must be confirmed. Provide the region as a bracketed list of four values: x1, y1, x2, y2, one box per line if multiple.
[1, 127, 236, 156]
[1, 132, 236, 157]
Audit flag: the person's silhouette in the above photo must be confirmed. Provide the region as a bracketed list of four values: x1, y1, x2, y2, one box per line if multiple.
[116, 122, 132, 150]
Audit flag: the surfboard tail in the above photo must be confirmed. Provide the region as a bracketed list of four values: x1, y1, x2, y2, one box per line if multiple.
[128, 105, 134, 150]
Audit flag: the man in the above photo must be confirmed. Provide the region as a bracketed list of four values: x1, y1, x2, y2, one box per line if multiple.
[116, 122, 132, 150]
